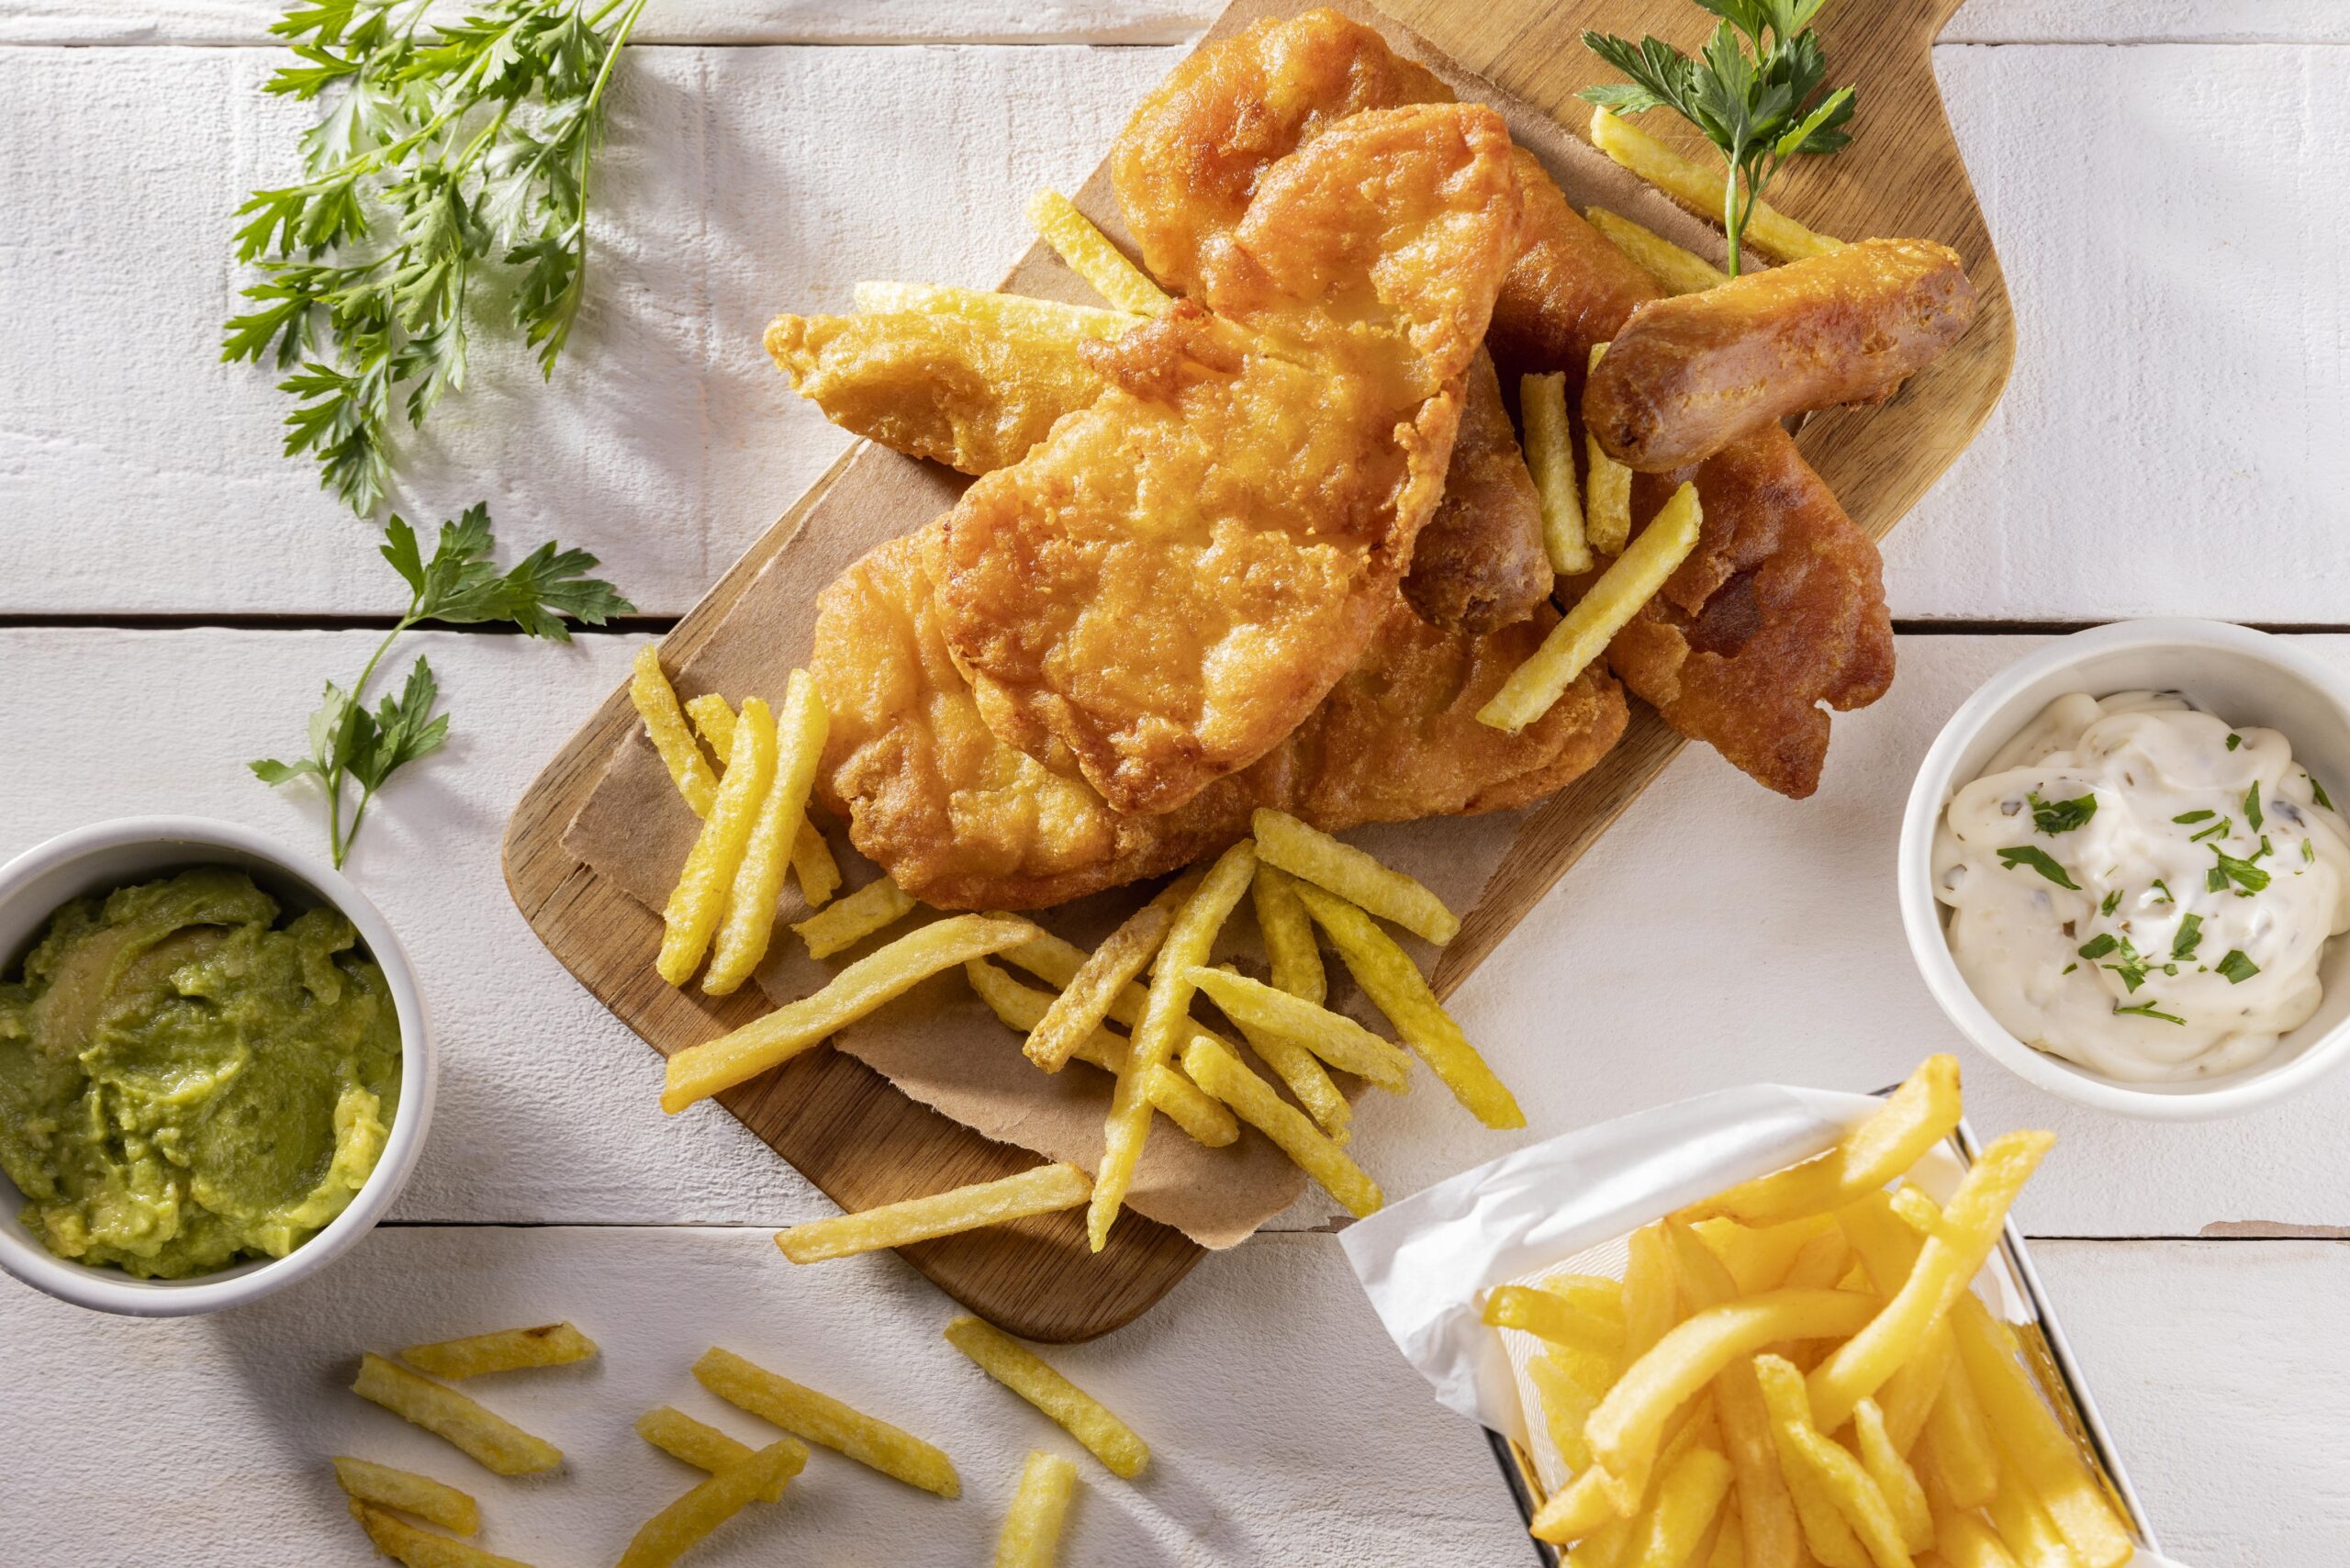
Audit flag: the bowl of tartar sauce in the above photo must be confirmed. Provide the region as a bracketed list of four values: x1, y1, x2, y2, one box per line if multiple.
[1900, 620, 2350, 1118]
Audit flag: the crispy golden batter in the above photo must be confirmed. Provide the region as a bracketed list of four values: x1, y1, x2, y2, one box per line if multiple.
[811, 526, 1624, 910]
[764, 310, 1102, 476]
[1406, 350, 1553, 633]
[1585, 237, 1976, 471]
[930, 104, 1522, 817]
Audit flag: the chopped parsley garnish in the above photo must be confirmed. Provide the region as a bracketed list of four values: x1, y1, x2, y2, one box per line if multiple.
[2208, 847, 2270, 895]
[2216, 949, 2261, 985]
[2188, 817, 2231, 844]
[1997, 846, 2078, 890]
[2029, 790, 2098, 834]
[2313, 775, 2335, 812]
[2061, 962, 2077, 975]
[2171, 913, 2203, 960]
[2172, 810, 2216, 824]
[2306, 839, 2319, 864]
[2151, 879, 2174, 902]
[2114, 1001, 2187, 1025]
[2226, 733, 2243, 751]
[2076, 934, 2120, 960]
[2099, 889, 2121, 916]
[2255, 835, 2274, 860]
[2244, 785, 2265, 834]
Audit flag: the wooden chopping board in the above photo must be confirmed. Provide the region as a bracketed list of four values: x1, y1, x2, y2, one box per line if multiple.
[503, 0, 2012, 1341]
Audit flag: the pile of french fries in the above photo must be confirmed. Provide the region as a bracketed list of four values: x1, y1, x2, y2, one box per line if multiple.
[326, 1308, 1148, 1567]
[1493, 1057, 2138, 1568]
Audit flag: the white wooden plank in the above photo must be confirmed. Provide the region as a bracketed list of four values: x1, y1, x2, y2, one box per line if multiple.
[0, 44, 1174, 617]
[8, 628, 2350, 1239]
[1886, 42, 2350, 622]
[6, 0, 2346, 47]
[0, 1227, 2335, 1564]
[0, 1226, 1538, 1567]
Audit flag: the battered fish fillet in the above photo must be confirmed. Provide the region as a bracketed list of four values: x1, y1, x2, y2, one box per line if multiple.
[763, 309, 1103, 476]
[1112, 8, 1895, 799]
[930, 103, 1524, 817]
[1584, 237, 1977, 472]
[1405, 350, 1552, 633]
[812, 526, 1626, 910]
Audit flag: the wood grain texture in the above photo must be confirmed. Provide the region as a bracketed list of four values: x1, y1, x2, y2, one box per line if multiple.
[507, 0, 2012, 1339]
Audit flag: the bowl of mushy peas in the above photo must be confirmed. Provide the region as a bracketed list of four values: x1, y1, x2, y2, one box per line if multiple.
[0, 819, 430, 1315]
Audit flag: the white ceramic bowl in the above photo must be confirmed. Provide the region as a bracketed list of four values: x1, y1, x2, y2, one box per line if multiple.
[1899, 621, 2350, 1119]
[0, 818, 432, 1315]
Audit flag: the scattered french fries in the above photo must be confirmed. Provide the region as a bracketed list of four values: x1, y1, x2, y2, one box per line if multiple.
[694, 1347, 959, 1497]
[1290, 881, 1523, 1127]
[685, 690, 838, 908]
[657, 697, 775, 986]
[1582, 342, 1634, 554]
[1588, 107, 1845, 263]
[993, 1450, 1080, 1568]
[854, 279, 1137, 338]
[945, 1315, 1150, 1479]
[1479, 479, 1702, 734]
[635, 1407, 793, 1503]
[1214, 989, 1351, 1144]
[1250, 808, 1459, 945]
[351, 1354, 561, 1477]
[776, 1162, 1092, 1264]
[632, 646, 718, 819]
[1181, 1034, 1382, 1218]
[664, 913, 1036, 1111]
[1585, 206, 1729, 296]
[331, 1457, 480, 1535]
[1184, 963, 1410, 1093]
[1519, 370, 1592, 575]
[1090, 842, 1257, 1250]
[1025, 190, 1169, 316]
[615, 1439, 805, 1568]
[348, 1499, 533, 1568]
[1250, 861, 1327, 1005]
[1684, 1058, 1964, 1226]
[1000, 928, 1147, 1029]
[706, 670, 828, 994]
[792, 874, 919, 960]
[399, 1323, 598, 1380]
[1027, 871, 1196, 1071]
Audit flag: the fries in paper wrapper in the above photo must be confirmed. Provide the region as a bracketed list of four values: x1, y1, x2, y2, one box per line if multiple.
[1338, 1080, 2168, 1567]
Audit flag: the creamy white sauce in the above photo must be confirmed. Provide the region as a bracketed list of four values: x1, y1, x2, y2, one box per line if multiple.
[1934, 691, 2350, 1081]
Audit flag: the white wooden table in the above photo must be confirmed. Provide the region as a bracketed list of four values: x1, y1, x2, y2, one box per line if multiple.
[3, 4, 2345, 1563]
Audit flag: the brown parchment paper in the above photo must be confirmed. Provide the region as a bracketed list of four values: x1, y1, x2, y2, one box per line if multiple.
[562, 0, 1739, 1250]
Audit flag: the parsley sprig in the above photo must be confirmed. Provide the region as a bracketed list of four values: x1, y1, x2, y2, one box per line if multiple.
[252, 505, 632, 864]
[222, 0, 649, 513]
[1579, 0, 1856, 275]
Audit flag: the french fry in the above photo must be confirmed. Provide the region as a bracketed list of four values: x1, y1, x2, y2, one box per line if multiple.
[695, 1346, 959, 1497]
[1530, 1463, 1629, 1545]
[1289, 880, 1523, 1128]
[1664, 1224, 1804, 1568]
[1025, 190, 1169, 316]
[634, 1407, 791, 1502]
[1935, 1512, 2023, 1568]
[1483, 1284, 1626, 1359]
[1026, 872, 1198, 1071]
[1754, 1355, 1910, 1568]
[686, 692, 838, 908]
[994, 1450, 1081, 1568]
[1585, 207, 1729, 296]
[1688, 1058, 1964, 1226]
[658, 697, 776, 985]
[1217, 997, 1351, 1142]
[1694, 1213, 1839, 1294]
[1876, 1323, 1955, 1457]
[1480, 480, 1701, 733]
[347, 1501, 533, 1568]
[1620, 1223, 1682, 1363]
[1251, 862, 1327, 1005]
[1983, 1453, 2080, 1568]
[1922, 1360, 2000, 1512]
[1090, 842, 1257, 1250]
[685, 690, 736, 754]
[1520, 370, 1592, 575]
[1583, 342, 1635, 554]
[1252, 808, 1459, 944]
[1807, 1131, 2053, 1431]
[1949, 1297, 2134, 1568]
[1181, 1035, 1383, 1218]
[330, 1457, 480, 1535]
[1890, 1185, 1942, 1235]
[1583, 1289, 1879, 1490]
[707, 671, 828, 994]
[663, 913, 1037, 1111]
[1000, 929, 1148, 1028]
[632, 645, 719, 819]
[792, 874, 919, 960]
[352, 1353, 561, 1477]
[945, 1315, 1150, 1479]
[1184, 964, 1410, 1092]
[400, 1323, 598, 1380]
[1855, 1399, 1935, 1553]
[1588, 108, 1845, 263]
[1527, 1352, 1605, 1472]
[616, 1439, 806, 1568]
[1782, 1226, 1856, 1292]
[854, 279, 1137, 337]
[1711, 1519, 1749, 1568]
[1630, 1445, 1736, 1568]
[777, 1163, 1091, 1263]
[963, 959, 1238, 1147]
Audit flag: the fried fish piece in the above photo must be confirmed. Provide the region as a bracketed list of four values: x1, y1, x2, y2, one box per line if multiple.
[1584, 237, 1976, 471]
[1405, 349, 1553, 633]
[811, 525, 1623, 911]
[763, 309, 1103, 476]
[930, 103, 1523, 817]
